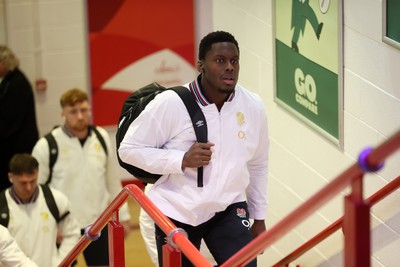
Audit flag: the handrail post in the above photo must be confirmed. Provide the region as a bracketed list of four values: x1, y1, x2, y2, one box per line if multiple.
[162, 227, 187, 267]
[108, 217, 125, 267]
[163, 243, 182, 267]
[343, 174, 371, 267]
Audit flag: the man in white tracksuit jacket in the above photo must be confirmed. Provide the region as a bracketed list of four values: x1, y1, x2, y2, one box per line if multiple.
[32, 88, 131, 266]
[3, 153, 80, 267]
[119, 31, 269, 267]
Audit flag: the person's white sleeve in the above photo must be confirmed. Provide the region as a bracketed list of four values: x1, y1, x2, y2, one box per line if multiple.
[118, 91, 188, 176]
[31, 137, 51, 184]
[246, 105, 269, 220]
[0, 225, 39, 267]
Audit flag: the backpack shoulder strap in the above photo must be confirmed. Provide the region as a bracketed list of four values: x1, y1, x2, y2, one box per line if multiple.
[0, 189, 9, 227]
[90, 125, 108, 156]
[44, 131, 58, 185]
[40, 184, 60, 223]
[40, 184, 70, 223]
[171, 86, 208, 187]
[171, 86, 208, 142]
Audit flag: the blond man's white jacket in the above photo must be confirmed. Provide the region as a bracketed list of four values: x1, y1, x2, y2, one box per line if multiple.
[32, 126, 130, 228]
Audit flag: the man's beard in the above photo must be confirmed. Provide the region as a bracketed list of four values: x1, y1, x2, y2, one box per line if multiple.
[218, 87, 235, 94]
[70, 121, 89, 132]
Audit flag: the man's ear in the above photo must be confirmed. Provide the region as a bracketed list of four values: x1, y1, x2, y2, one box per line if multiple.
[61, 110, 66, 122]
[8, 174, 13, 183]
[197, 61, 204, 73]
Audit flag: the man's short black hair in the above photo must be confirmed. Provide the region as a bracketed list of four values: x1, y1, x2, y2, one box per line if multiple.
[198, 31, 239, 60]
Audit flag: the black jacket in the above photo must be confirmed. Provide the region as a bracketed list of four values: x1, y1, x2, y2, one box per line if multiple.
[0, 68, 39, 190]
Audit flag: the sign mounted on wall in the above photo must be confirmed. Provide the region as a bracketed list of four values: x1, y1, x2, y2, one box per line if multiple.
[273, 0, 343, 149]
[383, 0, 400, 50]
[87, 0, 196, 126]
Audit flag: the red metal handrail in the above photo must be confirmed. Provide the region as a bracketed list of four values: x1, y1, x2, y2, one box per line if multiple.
[59, 130, 400, 266]
[273, 175, 400, 266]
[220, 130, 400, 267]
[58, 188, 131, 266]
[59, 184, 211, 267]
[126, 185, 212, 267]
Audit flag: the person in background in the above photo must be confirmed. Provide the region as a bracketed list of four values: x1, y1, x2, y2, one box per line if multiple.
[1, 153, 80, 267]
[0, 224, 39, 267]
[119, 31, 269, 267]
[138, 186, 159, 266]
[32, 88, 132, 267]
[0, 45, 39, 192]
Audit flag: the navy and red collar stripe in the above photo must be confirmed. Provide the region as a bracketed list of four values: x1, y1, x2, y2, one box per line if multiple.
[189, 75, 235, 106]
[9, 186, 39, 205]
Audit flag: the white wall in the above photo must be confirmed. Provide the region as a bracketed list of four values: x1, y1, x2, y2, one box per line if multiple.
[212, 0, 400, 266]
[2, 0, 400, 266]
[2, 0, 88, 133]
[0, 0, 6, 43]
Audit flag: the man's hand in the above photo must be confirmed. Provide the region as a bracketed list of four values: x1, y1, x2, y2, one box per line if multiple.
[182, 142, 214, 169]
[56, 228, 63, 246]
[251, 219, 266, 254]
[250, 219, 266, 239]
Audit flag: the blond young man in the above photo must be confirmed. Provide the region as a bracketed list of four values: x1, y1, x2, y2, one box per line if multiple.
[32, 88, 131, 267]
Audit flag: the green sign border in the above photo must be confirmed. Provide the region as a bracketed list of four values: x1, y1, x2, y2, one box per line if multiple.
[383, 0, 400, 50]
[273, 0, 344, 149]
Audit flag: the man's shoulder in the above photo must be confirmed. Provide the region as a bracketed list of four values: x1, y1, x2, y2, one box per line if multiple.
[4, 69, 32, 93]
[41, 185, 68, 203]
[91, 125, 109, 136]
[43, 126, 64, 139]
[235, 84, 264, 106]
[6, 68, 26, 81]
[34, 127, 63, 147]
[91, 125, 111, 146]
[144, 89, 185, 112]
